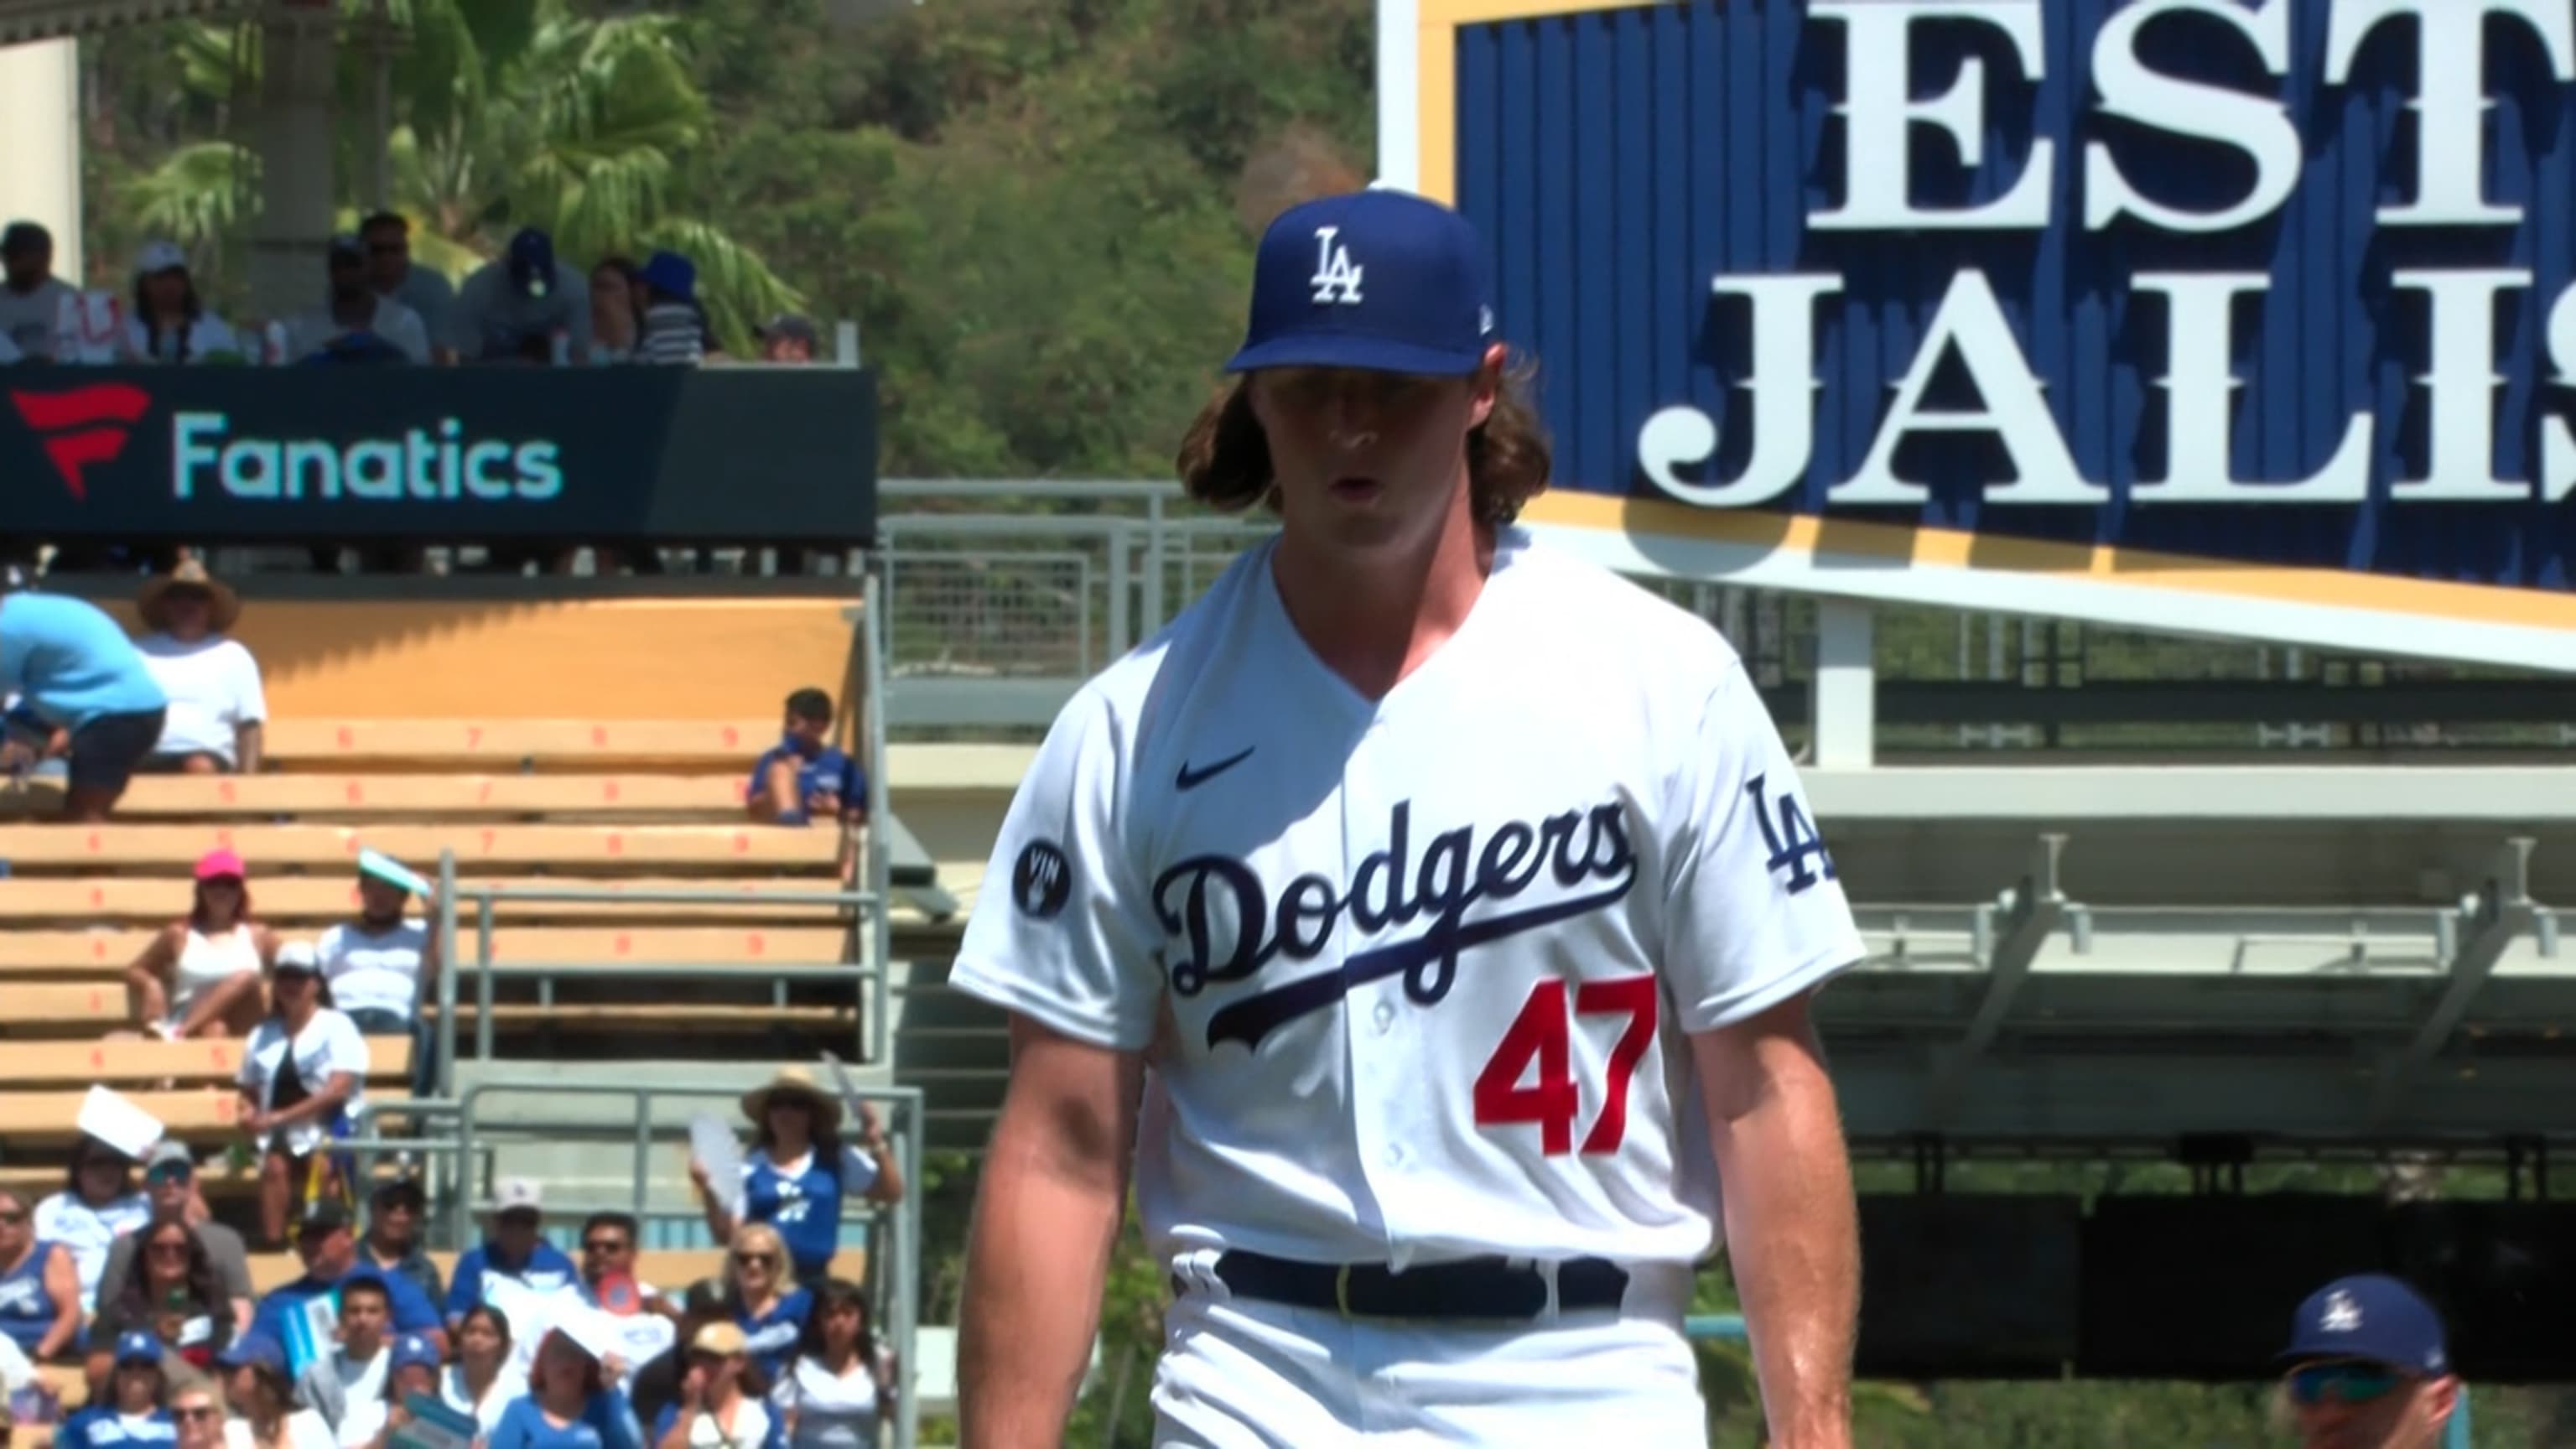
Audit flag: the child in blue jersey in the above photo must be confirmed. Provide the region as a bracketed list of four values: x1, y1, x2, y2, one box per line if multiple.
[688, 1072, 901, 1285]
[487, 1331, 645, 1449]
[55, 1332, 174, 1449]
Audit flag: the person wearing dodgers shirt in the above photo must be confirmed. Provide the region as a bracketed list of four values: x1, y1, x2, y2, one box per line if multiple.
[249, 1203, 442, 1354]
[445, 1177, 579, 1333]
[53, 1332, 175, 1449]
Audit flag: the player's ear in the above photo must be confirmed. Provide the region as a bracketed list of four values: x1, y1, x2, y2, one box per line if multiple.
[1467, 343, 1507, 428]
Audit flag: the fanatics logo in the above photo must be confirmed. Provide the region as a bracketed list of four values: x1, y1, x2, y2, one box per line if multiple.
[8, 383, 151, 501]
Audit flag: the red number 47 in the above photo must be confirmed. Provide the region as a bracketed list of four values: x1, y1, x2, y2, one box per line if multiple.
[1471, 974, 1659, 1156]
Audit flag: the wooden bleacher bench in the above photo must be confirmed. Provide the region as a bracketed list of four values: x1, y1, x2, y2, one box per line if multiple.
[85, 774, 752, 818]
[258, 719, 778, 769]
[0, 824, 837, 870]
[0, 927, 852, 976]
[0, 1038, 413, 1141]
[0, 877, 854, 925]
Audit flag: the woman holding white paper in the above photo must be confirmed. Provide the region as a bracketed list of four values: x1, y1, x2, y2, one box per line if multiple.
[33, 1140, 152, 1308]
[486, 1330, 644, 1449]
[686, 1072, 901, 1285]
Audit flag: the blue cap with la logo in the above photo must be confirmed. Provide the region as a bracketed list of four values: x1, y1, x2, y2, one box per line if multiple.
[1224, 187, 1496, 377]
[2277, 1274, 2449, 1376]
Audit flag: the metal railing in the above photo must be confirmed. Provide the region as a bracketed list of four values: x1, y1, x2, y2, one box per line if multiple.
[452, 1077, 927, 1449]
[429, 865, 893, 1094]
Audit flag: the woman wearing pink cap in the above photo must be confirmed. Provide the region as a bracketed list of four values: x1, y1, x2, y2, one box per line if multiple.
[124, 849, 277, 1040]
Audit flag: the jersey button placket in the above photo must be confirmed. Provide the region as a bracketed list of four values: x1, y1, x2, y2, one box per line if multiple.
[1342, 716, 1407, 1250]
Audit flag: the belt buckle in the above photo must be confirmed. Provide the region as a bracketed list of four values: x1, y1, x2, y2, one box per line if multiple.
[1332, 1264, 1389, 1322]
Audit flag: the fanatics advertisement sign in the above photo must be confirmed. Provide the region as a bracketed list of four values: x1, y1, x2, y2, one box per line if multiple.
[0, 366, 879, 544]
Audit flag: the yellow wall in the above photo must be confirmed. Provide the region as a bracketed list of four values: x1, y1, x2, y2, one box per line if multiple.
[101, 597, 861, 721]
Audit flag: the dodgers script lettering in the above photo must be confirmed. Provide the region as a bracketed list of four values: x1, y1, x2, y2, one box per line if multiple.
[1155, 799, 1637, 1052]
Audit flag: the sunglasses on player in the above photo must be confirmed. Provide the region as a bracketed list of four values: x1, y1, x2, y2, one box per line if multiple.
[2286, 1360, 2405, 1407]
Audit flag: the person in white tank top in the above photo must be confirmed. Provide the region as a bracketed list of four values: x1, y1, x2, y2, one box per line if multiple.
[124, 849, 275, 1038]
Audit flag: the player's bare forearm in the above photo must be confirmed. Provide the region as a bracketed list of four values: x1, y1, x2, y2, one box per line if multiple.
[958, 1016, 1141, 1449]
[1695, 991, 1859, 1449]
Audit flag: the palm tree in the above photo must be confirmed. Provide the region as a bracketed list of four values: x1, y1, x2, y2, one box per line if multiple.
[125, 0, 800, 349]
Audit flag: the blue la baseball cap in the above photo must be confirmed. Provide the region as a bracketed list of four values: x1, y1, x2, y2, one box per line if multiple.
[390, 1333, 439, 1374]
[1224, 187, 1496, 378]
[2277, 1274, 2449, 1376]
[218, 1331, 288, 1375]
[112, 1331, 164, 1366]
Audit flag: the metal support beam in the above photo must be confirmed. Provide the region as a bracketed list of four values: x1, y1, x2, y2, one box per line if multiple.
[1928, 834, 2072, 1123]
[1811, 597, 1876, 769]
[2373, 837, 2542, 1129]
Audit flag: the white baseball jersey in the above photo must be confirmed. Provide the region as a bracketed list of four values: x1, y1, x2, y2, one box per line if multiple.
[950, 527, 1862, 1272]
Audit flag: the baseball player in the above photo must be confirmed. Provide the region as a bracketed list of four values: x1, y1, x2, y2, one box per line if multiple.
[949, 187, 1864, 1446]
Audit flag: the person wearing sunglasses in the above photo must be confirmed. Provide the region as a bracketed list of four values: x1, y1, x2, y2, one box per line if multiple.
[2276, 1273, 2459, 1449]
[713, 1227, 806, 1387]
[166, 1371, 227, 1449]
[95, 1144, 257, 1342]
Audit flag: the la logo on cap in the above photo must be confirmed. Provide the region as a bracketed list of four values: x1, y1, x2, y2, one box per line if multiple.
[2322, 1290, 2362, 1332]
[1310, 226, 1363, 306]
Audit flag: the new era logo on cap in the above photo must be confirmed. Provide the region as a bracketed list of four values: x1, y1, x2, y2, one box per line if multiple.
[1227, 188, 1497, 378]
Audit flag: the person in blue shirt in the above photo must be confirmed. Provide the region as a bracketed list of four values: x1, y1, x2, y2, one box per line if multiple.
[249, 1202, 444, 1358]
[54, 1332, 174, 1449]
[444, 1177, 578, 1329]
[0, 584, 169, 821]
[688, 1071, 901, 1285]
[706, 1225, 808, 1387]
[744, 688, 866, 827]
[487, 1329, 645, 1449]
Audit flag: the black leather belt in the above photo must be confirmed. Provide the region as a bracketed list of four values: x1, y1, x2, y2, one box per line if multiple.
[1177, 1250, 1631, 1322]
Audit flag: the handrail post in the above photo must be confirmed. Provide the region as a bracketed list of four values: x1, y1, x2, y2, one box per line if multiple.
[866, 562, 894, 1068]
[436, 850, 460, 1102]
[475, 889, 497, 1065]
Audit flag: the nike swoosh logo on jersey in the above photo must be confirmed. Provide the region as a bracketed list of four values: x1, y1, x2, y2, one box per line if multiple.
[1176, 745, 1257, 791]
[1203, 876, 1638, 1052]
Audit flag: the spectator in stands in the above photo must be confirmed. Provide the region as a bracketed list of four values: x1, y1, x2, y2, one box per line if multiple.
[0, 221, 76, 361]
[334, 1332, 437, 1449]
[440, 1306, 525, 1438]
[55, 1332, 173, 1449]
[486, 1330, 644, 1449]
[33, 1137, 153, 1311]
[0, 584, 170, 822]
[0, 1188, 80, 1364]
[248, 1209, 439, 1354]
[216, 1332, 334, 1449]
[708, 1225, 805, 1388]
[756, 317, 818, 366]
[291, 1272, 393, 1438]
[237, 943, 370, 1246]
[95, 1142, 256, 1341]
[314, 861, 439, 1098]
[444, 1180, 577, 1337]
[87, 1216, 236, 1384]
[283, 237, 429, 366]
[649, 1320, 775, 1449]
[357, 215, 454, 364]
[773, 1278, 893, 1449]
[356, 1182, 442, 1309]
[127, 850, 275, 1041]
[633, 254, 704, 367]
[168, 1370, 225, 1449]
[2276, 1274, 2458, 1449]
[133, 562, 268, 776]
[744, 692, 867, 830]
[589, 258, 642, 364]
[570, 1213, 670, 1394]
[454, 228, 591, 365]
[689, 1069, 900, 1287]
[123, 243, 242, 366]
[622, 1282, 724, 1432]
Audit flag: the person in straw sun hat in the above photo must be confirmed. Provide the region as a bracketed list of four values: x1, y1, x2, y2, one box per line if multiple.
[688, 1068, 903, 1283]
[131, 558, 268, 776]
